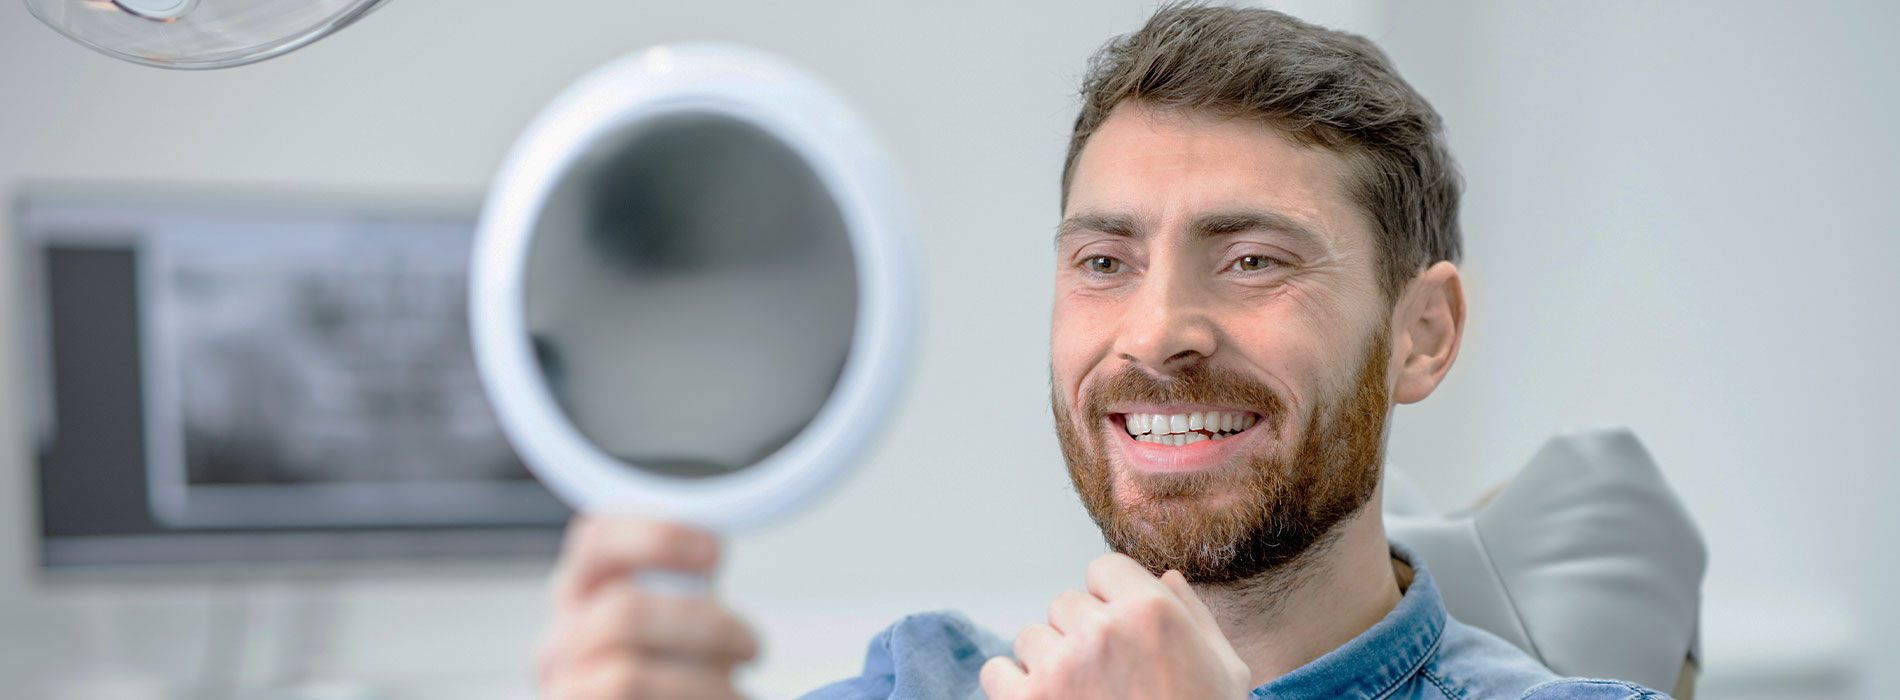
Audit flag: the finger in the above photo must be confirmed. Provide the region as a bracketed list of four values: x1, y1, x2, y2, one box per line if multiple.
[1160, 569, 1222, 632]
[1046, 588, 1106, 636]
[978, 655, 1028, 699]
[1084, 552, 1165, 602]
[569, 586, 760, 664]
[544, 655, 743, 700]
[1010, 622, 1062, 673]
[553, 516, 721, 614]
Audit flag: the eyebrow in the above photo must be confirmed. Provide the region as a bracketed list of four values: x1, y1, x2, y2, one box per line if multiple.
[1055, 210, 1327, 250]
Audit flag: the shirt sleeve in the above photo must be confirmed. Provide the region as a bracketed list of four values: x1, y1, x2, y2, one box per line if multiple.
[798, 611, 1012, 700]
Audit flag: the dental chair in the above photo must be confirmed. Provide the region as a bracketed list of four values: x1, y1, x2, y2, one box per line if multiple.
[1385, 428, 1706, 698]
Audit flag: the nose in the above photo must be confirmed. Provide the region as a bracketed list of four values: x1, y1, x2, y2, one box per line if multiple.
[1111, 262, 1217, 373]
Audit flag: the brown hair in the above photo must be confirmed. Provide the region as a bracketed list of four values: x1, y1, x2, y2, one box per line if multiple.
[1063, 3, 1462, 300]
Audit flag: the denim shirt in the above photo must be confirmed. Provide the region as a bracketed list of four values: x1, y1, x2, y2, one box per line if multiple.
[799, 542, 1673, 700]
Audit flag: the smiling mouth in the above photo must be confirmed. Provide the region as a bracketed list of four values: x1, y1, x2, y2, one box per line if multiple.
[1117, 411, 1258, 446]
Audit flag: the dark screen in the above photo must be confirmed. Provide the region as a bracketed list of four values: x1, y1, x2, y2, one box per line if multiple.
[34, 242, 565, 569]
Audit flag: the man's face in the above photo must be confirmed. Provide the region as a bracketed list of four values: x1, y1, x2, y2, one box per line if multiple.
[1051, 102, 1396, 583]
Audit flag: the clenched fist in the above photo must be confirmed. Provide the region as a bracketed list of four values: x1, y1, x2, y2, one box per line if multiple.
[980, 553, 1252, 700]
[537, 516, 759, 700]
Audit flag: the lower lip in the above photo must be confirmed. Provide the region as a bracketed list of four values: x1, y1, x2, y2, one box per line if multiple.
[1112, 419, 1259, 474]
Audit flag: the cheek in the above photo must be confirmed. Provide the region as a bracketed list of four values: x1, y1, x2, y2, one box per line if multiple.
[1050, 295, 1119, 396]
[1217, 315, 1334, 413]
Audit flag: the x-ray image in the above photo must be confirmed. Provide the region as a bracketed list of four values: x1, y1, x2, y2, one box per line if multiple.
[164, 229, 517, 485]
[131, 212, 565, 529]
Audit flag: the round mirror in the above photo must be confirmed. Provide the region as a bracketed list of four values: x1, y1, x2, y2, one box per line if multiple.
[471, 45, 916, 531]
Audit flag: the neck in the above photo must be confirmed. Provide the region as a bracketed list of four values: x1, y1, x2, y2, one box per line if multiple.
[1192, 491, 1402, 687]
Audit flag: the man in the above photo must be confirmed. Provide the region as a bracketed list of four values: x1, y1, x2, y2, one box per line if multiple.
[532, 5, 1675, 700]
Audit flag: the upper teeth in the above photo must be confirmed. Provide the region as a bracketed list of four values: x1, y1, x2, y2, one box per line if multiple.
[1123, 411, 1256, 436]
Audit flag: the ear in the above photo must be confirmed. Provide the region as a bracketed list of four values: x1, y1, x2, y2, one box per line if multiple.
[1391, 261, 1465, 405]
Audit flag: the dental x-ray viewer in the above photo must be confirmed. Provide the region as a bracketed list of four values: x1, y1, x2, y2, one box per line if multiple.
[514, 6, 1684, 700]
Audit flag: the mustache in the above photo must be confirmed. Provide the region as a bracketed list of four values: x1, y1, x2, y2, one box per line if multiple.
[1080, 362, 1289, 437]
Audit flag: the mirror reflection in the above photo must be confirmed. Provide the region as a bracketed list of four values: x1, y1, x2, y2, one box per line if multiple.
[524, 113, 858, 478]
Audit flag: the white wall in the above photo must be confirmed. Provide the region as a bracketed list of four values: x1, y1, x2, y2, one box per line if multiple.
[1, 1, 1893, 699]
[1370, 4, 1899, 698]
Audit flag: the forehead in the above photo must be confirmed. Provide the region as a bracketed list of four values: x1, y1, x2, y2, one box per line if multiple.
[1064, 103, 1372, 251]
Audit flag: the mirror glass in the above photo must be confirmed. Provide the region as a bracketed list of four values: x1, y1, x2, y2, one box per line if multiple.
[521, 113, 859, 479]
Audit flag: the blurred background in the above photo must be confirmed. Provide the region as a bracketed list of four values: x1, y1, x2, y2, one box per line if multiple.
[2, 1, 1896, 699]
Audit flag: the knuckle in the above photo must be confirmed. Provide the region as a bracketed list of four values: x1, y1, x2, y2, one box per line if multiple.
[977, 659, 1007, 694]
[1069, 606, 1106, 637]
[978, 656, 1024, 699]
[1011, 629, 1033, 660]
[1046, 591, 1071, 620]
[1051, 589, 1088, 617]
[1124, 591, 1173, 622]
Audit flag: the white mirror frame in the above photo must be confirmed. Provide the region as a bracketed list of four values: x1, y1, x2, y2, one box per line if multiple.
[470, 44, 917, 532]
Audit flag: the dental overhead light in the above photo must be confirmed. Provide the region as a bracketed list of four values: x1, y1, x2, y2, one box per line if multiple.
[23, 0, 389, 69]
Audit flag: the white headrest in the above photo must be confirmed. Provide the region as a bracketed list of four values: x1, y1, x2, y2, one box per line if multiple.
[1387, 428, 1706, 692]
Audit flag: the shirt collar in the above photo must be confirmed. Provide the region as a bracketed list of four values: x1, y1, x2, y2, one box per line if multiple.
[1249, 540, 1446, 700]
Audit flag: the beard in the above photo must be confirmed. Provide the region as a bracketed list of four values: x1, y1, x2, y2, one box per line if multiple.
[1053, 329, 1390, 585]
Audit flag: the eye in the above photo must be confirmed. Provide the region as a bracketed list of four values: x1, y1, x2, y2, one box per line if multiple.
[1083, 255, 1125, 274]
[1231, 255, 1280, 273]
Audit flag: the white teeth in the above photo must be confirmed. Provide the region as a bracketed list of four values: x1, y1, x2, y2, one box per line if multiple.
[1121, 411, 1259, 442]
